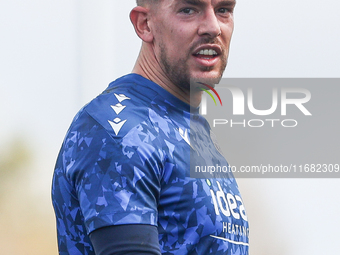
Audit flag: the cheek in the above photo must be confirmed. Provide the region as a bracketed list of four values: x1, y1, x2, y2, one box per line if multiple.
[151, 17, 169, 40]
[171, 28, 193, 49]
[221, 29, 234, 46]
[155, 23, 195, 59]
[221, 22, 234, 37]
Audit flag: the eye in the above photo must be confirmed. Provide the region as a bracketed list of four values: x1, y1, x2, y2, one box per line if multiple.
[217, 8, 230, 14]
[216, 7, 234, 18]
[180, 8, 195, 15]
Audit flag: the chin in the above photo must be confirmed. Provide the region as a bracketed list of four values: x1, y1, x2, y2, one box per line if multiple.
[192, 72, 223, 84]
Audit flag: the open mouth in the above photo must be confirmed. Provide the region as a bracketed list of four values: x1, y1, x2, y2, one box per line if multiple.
[195, 49, 218, 59]
[192, 46, 222, 69]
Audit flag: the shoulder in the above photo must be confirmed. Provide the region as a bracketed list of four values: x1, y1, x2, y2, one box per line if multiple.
[81, 74, 161, 140]
[56, 77, 166, 183]
[59, 74, 174, 172]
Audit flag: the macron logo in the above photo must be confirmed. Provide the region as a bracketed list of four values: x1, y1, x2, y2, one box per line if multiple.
[108, 93, 131, 136]
[114, 93, 130, 103]
[111, 103, 126, 115]
[179, 128, 190, 146]
[108, 118, 127, 136]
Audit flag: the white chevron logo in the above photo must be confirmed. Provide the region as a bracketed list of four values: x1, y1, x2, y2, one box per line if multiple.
[179, 128, 190, 146]
[108, 117, 127, 136]
[111, 103, 126, 115]
[114, 93, 130, 102]
[108, 93, 130, 135]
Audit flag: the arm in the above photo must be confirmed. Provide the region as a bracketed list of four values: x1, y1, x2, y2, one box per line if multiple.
[90, 224, 161, 255]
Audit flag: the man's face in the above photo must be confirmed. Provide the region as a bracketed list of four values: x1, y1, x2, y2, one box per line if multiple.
[149, 0, 236, 89]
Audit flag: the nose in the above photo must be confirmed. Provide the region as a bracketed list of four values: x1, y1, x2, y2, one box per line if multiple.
[198, 9, 221, 38]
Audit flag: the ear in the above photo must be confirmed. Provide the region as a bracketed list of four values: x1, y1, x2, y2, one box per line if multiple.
[130, 6, 154, 43]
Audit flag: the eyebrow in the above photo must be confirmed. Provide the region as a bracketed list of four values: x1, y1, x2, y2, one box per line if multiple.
[177, 0, 205, 8]
[183, 0, 205, 5]
[182, 0, 236, 7]
[216, 0, 237, 7]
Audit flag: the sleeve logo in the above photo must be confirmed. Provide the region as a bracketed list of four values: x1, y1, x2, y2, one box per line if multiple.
[108, 93, 131, 136]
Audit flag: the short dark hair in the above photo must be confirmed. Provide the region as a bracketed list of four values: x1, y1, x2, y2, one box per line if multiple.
[136, 0, 158, 6]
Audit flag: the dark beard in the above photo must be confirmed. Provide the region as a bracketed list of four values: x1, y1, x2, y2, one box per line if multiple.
[159, 42, 191, 90]
[159, 39, 227, 91]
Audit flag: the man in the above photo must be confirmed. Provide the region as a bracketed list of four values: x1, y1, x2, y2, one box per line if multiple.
[52, 0, 249, 254]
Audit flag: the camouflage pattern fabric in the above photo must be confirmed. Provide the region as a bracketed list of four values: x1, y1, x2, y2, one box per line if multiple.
[52, 74, 249, 254]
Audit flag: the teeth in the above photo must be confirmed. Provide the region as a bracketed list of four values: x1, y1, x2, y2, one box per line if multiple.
[197, 49, 217, 56]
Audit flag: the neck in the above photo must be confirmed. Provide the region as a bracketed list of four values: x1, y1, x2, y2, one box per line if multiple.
[132, 43, 202, 107]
